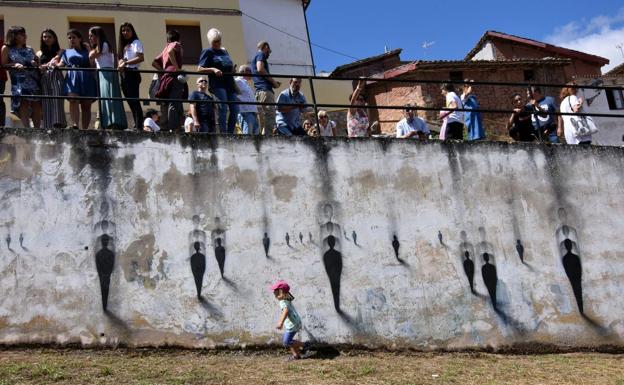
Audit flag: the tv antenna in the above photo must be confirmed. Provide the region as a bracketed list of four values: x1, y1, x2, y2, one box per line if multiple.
[617, 43, 624, 58]
[422, 41, 436, 59]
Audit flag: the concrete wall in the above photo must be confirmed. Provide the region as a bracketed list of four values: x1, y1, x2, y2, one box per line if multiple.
[1, 129, 624, 350]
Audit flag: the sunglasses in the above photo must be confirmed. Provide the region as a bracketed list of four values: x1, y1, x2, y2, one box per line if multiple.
[319, 116, 328, 119]
[198, 80, 208, 83]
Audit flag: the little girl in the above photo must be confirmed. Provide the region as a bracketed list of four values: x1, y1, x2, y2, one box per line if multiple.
[271, 280, 309, 360]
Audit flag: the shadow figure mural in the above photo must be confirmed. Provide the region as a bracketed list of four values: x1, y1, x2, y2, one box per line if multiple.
[555, 208, 580, 256]
[190, 242, 206, 298]
[299, 232, 303, 244]
[285, 232, 290, 247]
[323, 235, 343, 313]
[95, 234, 115, 311]
[392, 235, 400, 260]
[516, 240, 525, 263]
[352, 231, 357, 246]
[562, 239, 584, 314]
[214, 238, 226, 278]
[481, 253, 498, 310]
[262, 232, 270, 257]
[463, 251, 475, 294]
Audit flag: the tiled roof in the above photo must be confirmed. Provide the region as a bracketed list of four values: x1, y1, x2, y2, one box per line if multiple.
[604, 62, 624, 76]
[382, 58, 572, 79]
[465, 31, 609, 66]
[330, 49, 402, 77]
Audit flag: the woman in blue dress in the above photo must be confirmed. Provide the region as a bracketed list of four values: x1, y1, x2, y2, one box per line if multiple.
[0, 26, 42, 128]
[60, 28, 96, 129]
[89, 26, 127, 130]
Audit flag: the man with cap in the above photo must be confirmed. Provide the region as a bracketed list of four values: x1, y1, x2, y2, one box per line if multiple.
[188, 76, 216, 133]
[396, 103, 430, 139]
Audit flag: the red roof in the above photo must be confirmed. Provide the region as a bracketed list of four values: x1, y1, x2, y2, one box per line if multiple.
[465, 31, 609, 66]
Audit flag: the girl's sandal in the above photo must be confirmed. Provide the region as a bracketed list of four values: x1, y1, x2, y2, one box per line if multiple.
[285, 355, 301, 362]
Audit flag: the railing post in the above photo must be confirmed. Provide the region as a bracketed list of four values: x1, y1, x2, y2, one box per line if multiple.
[95, 68, 102, 130]
[308, 76, 320, 135]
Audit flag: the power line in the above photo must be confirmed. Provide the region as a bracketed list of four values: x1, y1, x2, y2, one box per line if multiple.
[240, 11, 360, 61]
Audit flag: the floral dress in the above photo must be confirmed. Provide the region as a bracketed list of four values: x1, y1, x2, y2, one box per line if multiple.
[7, 46, 40, 112]
[347, 109, 369, 137]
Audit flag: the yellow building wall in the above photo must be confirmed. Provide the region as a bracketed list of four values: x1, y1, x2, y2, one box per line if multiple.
[0, 0, 350, 124]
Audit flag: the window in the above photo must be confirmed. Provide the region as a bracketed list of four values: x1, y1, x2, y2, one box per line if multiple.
[606, 89, 624, 110]
[524, 70, 535, 82]
[69, 21, 117, 54]
[166, 24, 201, 64]
[0, 19, 4, 43]
[449, 71, 464, 83]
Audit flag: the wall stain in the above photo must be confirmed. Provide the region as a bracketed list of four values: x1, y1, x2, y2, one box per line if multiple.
[270, 174, 298, 202]
[119, 234, 160, 288]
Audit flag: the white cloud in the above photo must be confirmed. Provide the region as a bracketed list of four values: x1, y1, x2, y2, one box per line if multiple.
[545, 8, 624, 73]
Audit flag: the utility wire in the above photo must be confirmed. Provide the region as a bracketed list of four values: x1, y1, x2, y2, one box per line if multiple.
[240, 11, 360, 61]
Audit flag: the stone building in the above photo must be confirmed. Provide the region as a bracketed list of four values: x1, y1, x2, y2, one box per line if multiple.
[329, 30, 611, 138]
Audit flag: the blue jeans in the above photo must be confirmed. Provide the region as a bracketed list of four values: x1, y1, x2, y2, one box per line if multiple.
[212, 87, 239, 134]
[238, 112, 259, 135]
[277, 124, 306, 137]
[282, 330, 298, 347]
[547, 133, 560, 143]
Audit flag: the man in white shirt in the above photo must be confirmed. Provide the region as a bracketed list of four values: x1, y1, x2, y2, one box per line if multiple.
[396, 104, 430, 139]
[235, 65, 259, 135]
[143, 109, 161, 132]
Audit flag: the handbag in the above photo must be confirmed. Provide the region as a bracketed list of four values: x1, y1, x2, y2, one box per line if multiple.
[568, 97, 598, 138]
[148, 74, 160, 99]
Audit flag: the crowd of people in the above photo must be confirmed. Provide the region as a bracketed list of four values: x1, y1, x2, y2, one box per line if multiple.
[0, 24, 596, 144]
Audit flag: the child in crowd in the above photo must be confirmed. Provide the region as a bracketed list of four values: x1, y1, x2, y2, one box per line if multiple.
[271, 280, 310, 360]
[143, 109, 161, 132]
[184, 111, 194, 133]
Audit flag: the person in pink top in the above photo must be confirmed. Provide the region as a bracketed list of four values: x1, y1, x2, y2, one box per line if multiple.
[347, 79, 370, 137]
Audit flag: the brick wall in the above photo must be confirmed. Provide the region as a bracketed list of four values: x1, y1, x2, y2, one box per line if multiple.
[365, 65, 568, 138]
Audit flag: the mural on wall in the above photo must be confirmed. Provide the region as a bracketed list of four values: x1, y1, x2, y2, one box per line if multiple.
[94, 201, 116, 311]
[262, 232, 270, 258]
[463, 251, 475, 294]
[392, 235, 400, 260]
[319, 202, 344, 313]
[555, 208, 584, 314]
[352, 231, 357, 246]
[95, 234, 115, 311]
[562, 239, 584, 314]
[516, 240, 525, 263]
[299, 232, 303, 244]
[191, 242, 206, 299]
[5, 234, 13, 252]
[481, 253, 498, 310]
[189, 215, 207, 298]
[285, 232, 290, 247]
[323, 235, 343, 313]
[211, 217, 227, 278]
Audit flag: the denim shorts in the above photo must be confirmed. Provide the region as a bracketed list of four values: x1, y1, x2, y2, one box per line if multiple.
[282, 330, 297, 347]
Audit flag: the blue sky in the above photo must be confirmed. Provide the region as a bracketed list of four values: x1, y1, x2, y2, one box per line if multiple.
[306, 0, 624, 74]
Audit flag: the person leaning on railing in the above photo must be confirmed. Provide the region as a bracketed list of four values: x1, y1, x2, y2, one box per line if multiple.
[506, 93, 537, 142]
[275, 78, 310, 136]
[235, 64, 259, 135]
[198, 28, 238, 134]
[252, 41, 280, 136]
[118, 22, 144, 130]
[152, 29, 186, 132]
[0, 38, 8, 127]
[59, 29, 96, 130]
[1, 26, 42, 128]
[558, 82, 593, 145]
[396, 103, 430, 140]
[37, 28, 67, 129]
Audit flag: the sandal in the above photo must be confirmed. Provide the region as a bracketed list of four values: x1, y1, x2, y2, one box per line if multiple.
[285, 355, 300, 362]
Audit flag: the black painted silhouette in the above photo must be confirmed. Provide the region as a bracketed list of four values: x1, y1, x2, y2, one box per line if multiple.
[19, 233, 24, 248]
[190, 242, 206, 299]
[516, 240, 525, 263]
[5, 234, 13, 252]
[555, 208, 580, 256]
[392, 235, 400, 260]
[309, 232, 313, 242]
[262, 233, 270, 257]
[352, 231, 357, 245]
[438, 231, 443, 245]
[214, 238, 226, 278]
[343, 230, 350, 241]
[285, 232, 290, 246]
[95, 234, 115, 311]
[463, 251, 475, 293]
[323, 235, 343, 312]
[562, 239, 583, 314]
[481, 253, 498, 310]
[299, 232, 303, 244]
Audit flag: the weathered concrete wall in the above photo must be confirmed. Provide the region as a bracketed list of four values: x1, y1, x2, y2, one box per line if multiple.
[1, 129, 624, 350]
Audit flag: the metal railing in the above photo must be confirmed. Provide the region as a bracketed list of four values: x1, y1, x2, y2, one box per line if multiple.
[2, 65, 624, 139]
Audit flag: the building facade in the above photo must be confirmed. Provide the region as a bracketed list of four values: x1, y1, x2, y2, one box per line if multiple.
[0, 0, 351, 127]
